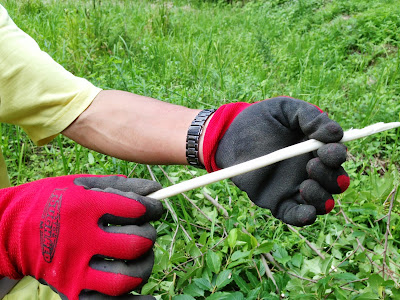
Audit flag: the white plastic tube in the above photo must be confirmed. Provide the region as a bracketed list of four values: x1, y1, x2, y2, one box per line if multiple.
[148, 122, 400, 200]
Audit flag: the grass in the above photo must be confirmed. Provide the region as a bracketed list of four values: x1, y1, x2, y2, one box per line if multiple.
[1, 0, 400, 299]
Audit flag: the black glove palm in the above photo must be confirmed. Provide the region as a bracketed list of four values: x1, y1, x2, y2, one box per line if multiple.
[214, 97, 349, 226]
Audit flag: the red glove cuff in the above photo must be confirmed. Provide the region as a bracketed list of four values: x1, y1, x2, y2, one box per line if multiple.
[203, 102, 252, 172]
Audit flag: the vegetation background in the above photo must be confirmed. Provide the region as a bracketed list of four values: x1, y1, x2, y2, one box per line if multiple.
[1, 0, 400, 299]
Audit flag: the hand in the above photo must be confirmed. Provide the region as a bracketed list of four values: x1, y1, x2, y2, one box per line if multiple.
[203, 97, 350, 226]
[0, 175, 163, 300]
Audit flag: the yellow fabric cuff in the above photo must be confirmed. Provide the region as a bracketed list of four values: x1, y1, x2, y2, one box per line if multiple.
[0, 4, 102, 146]
[4, 277, 61, 300]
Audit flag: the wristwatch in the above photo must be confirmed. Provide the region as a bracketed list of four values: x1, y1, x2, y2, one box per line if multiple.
[186, 109, 216, 168]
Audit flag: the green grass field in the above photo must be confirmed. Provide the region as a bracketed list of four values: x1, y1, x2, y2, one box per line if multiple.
[2, 0, 400, 299]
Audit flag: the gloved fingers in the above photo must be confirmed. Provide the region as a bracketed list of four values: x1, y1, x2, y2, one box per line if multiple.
[84, 186, 164, 224]
[83, 267, 143, 297]
[300, 179, 335, 215]
[307, 158, 350, 194]
[96, 228, 155, 260]
[75, 175, 164, 223]
[84, 251, 155, 297]
[80, 293, 155, 300]
[304, 113, 344, 143]
[74, 176, 162, 197]
[89, 250, 154, 289]
[317, 143, 347, 168]
[274, 197, 317, 227]
[100, 223, 157, 243]
[277, 97, 344, 143]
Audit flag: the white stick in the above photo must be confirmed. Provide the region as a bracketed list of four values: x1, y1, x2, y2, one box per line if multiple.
[148, 122, 400, 200]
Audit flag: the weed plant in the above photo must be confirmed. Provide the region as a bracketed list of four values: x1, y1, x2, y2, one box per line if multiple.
[1, 0, 400, 299]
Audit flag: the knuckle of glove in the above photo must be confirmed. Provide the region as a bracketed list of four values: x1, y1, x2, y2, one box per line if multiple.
[125, 178, 163, 196]
[267, 97, 344, 143]
[317, 143, 347, 168]
[300, 179, 334, 214]
[134, 194, 164, 222]
[275, 200, 317, 227]
[305, 114, 344, 143]
[306, 158, 350, 194]
[130, 223, 158, 246]
[89, 251, 155, 286]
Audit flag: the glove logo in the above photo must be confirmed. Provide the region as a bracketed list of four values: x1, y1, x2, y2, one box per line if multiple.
[40, 188, 65, 263]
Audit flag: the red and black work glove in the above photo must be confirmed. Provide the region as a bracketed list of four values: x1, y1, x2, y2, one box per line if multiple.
[0, 174, 163, 300]
[203, 97, 350, 227]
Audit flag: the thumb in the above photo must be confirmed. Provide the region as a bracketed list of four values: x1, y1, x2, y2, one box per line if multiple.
[275, 97, 344, 143]
[295, 99, 343, 143]
[274, 197, 317, 227]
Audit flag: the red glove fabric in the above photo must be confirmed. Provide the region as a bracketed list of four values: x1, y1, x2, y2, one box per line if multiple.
[202, 97, 350, 226]
[202, 102, 251, 172]
[0, 174, 163, 299]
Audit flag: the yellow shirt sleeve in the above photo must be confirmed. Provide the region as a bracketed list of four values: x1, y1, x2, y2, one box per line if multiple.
[0, 4, 102, 146]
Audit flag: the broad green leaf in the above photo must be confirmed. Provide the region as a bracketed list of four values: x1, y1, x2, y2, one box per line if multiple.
[273, 245, 291, 266]
[317, 275, 331, 297]
[176, 266, 201, 289]
[333, 272, 359, 281]
[253, 241, 274, 255]
[332, 248, 343, 260]
[193, 278, 212, 291]
[231, 250, 251, 261]
[334, 287, 348, 300]
[392, 287, 400, 298]
[352, 292, 380, 300]
[187, 240, 202, 257]
[141, 281, 158, 295]
[382, 279, 396, 288]
[301, 257, 322, 276]
[245, 270, 259, 287]
[262, 278, 278, 294]
[206, 291, 244, 300]
[290, 294, 318, 299]
[368, 274, 384, 290]
[286, 277, 304, 292]
[206, 251, 221, 274]
[247, 287, 262, 300]
[228, 258, 250, 268]
[159, 281, 174, 294]
[274, 272, 290, 291]
[232, 273, 250, 294]
[322, 257, 334, 275]
[172, 296, 196, 300]
[183, 282, 205, 297]
[230, 230, 258, 250]
[354, 251, 367, 262]
[199, 232, 208, 246]
[291, 252, 303, 268]
[352, 230, 366, 238]
[275, 255, 291, 265]
[262, 294, 280, 300]
[216, 269, 233, 290]
[227, 228, 238, 249]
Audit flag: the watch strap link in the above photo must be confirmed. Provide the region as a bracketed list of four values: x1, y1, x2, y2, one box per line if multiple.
[186, 109, 216, 168]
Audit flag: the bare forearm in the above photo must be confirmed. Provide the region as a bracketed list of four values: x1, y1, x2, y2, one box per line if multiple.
[62, 90, 204, 165]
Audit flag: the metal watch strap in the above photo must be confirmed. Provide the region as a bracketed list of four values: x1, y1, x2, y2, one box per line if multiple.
[186, 109, 216, 168]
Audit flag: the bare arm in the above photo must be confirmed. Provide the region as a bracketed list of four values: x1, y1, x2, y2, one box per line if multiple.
[62, 90, 210, 166]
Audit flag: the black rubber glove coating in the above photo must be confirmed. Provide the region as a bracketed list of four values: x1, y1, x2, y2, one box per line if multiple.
[215, 97, 349, 227]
